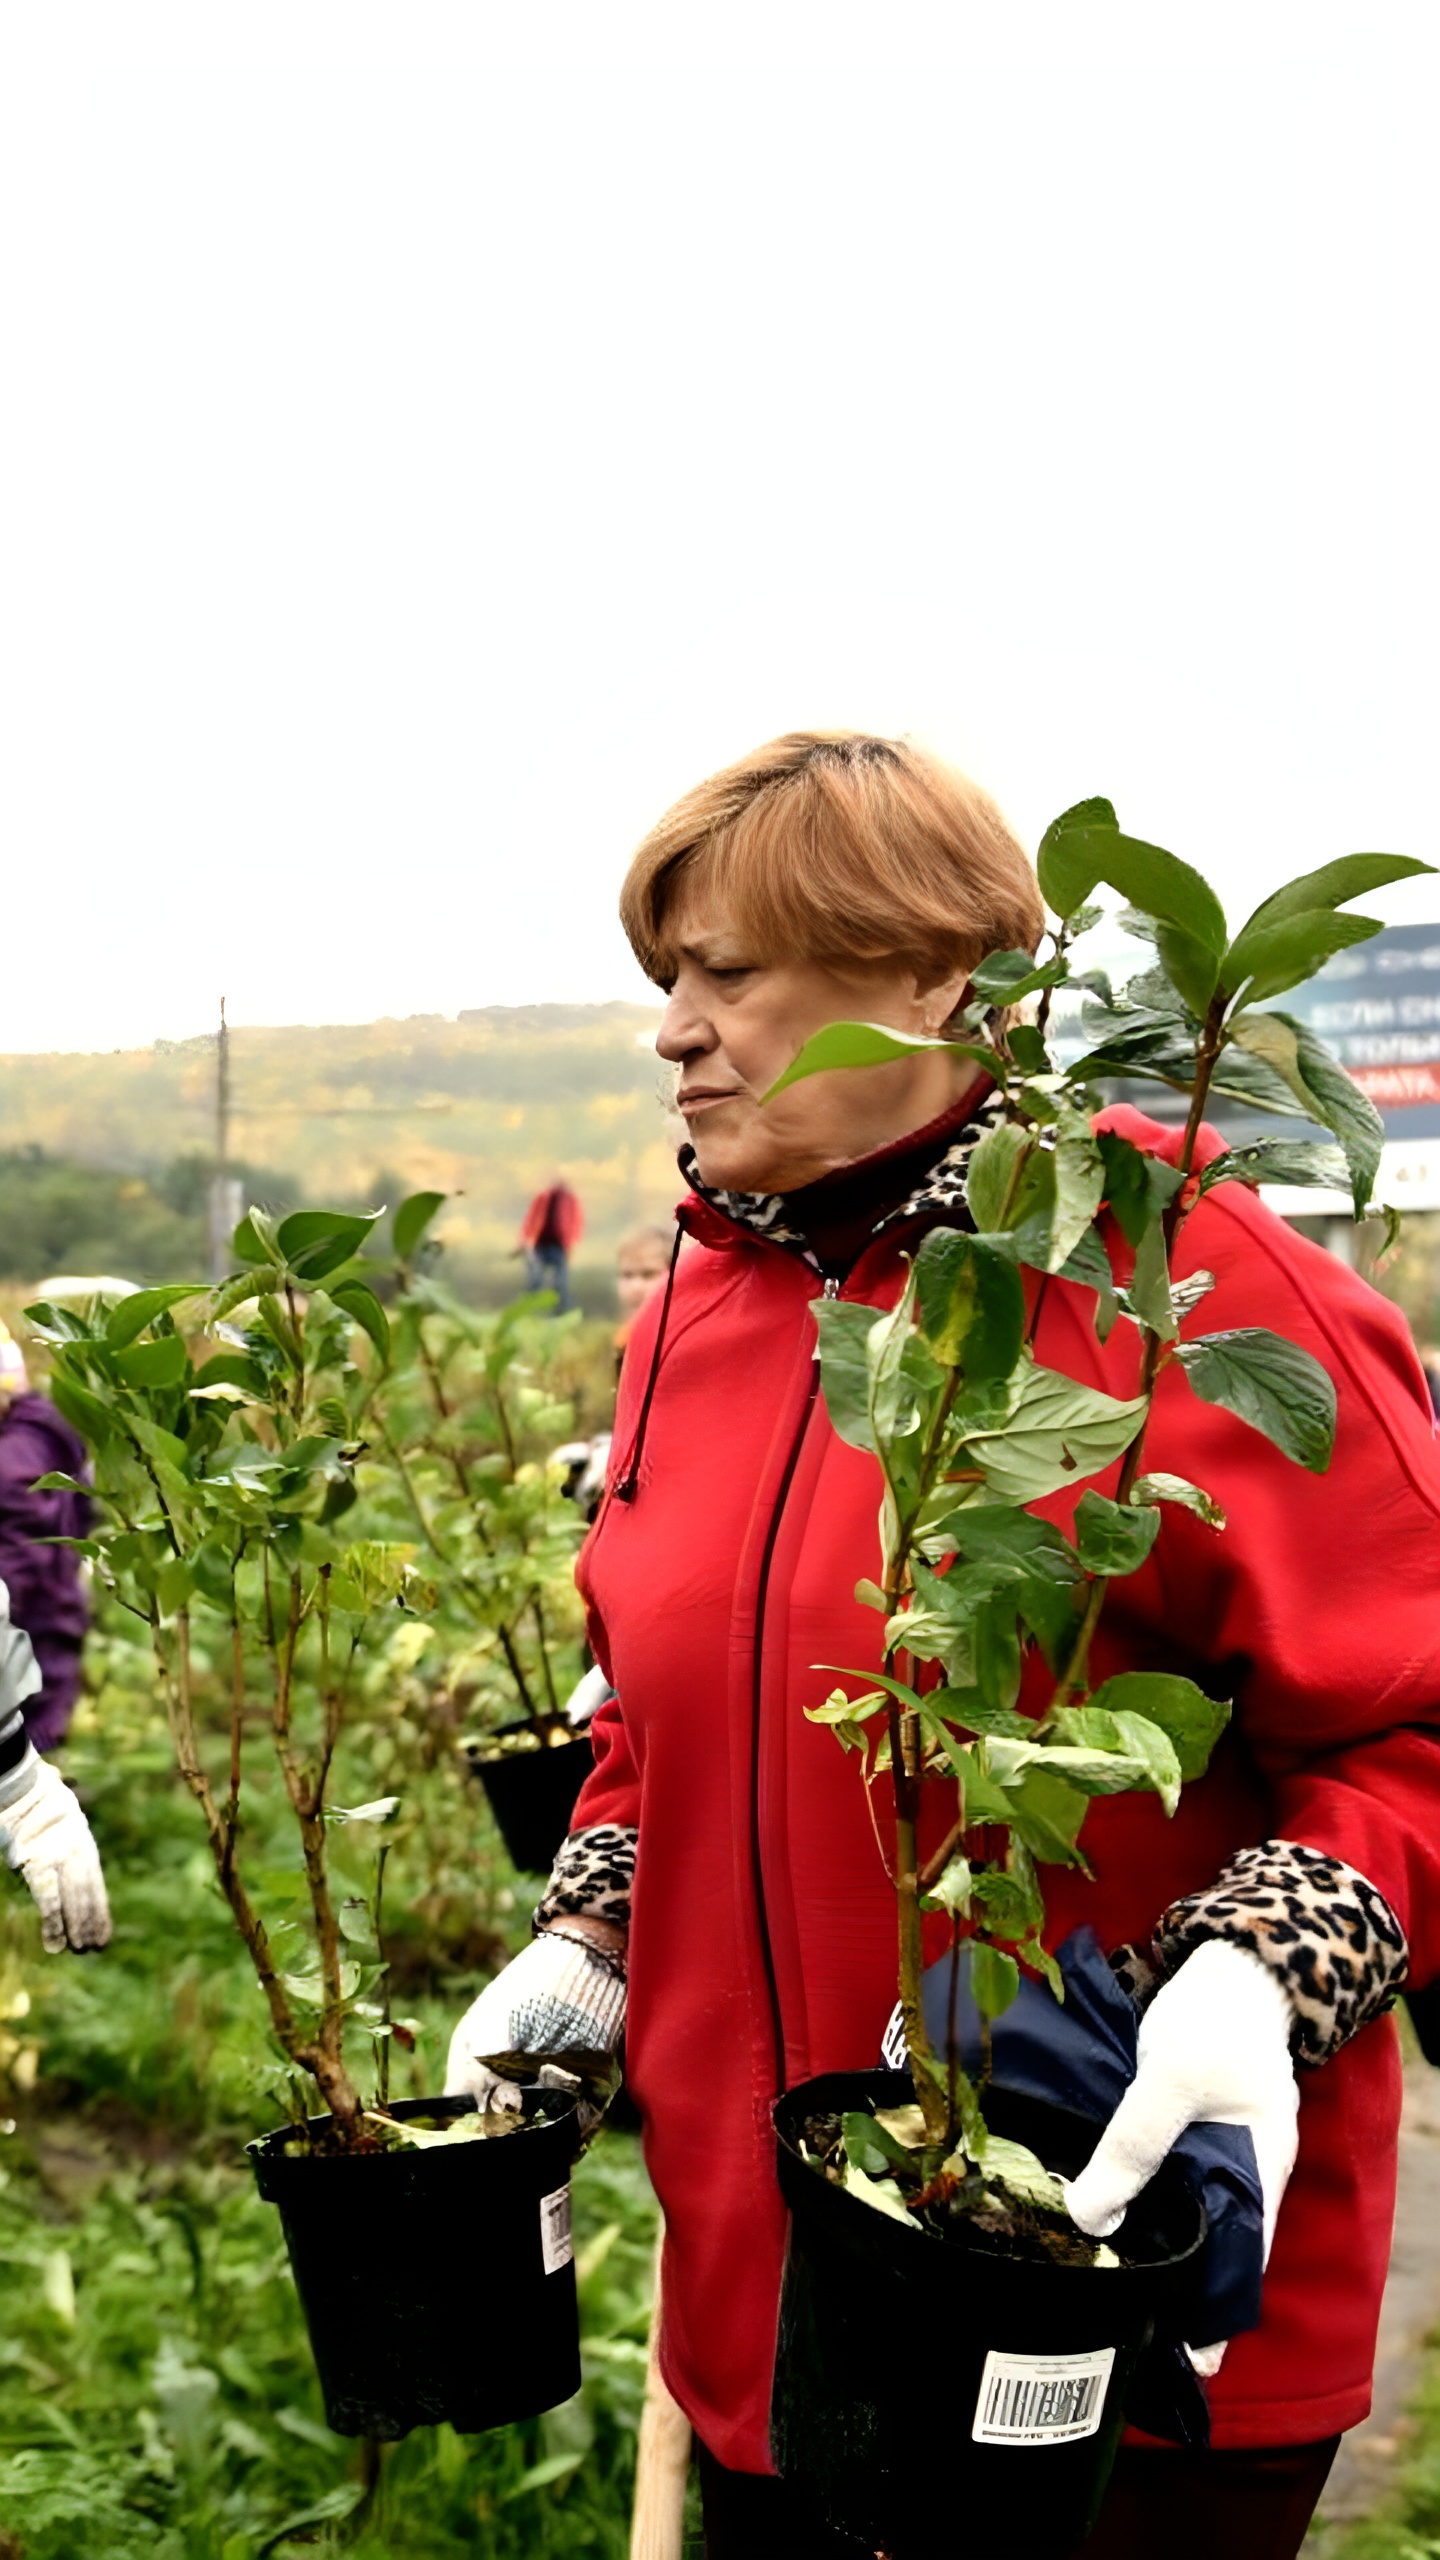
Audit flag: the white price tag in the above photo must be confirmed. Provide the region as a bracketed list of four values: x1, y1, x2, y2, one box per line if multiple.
[539, 2183, 574, 2276]
[972, 2345, 1115, 2445]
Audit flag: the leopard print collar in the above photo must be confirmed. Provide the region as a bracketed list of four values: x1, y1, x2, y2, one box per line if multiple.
[679, 1088, 1006, 1265]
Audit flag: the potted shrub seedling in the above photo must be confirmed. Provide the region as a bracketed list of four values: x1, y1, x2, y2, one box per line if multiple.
[27, 1205, 596, 2439]
[761, 802, 1428, 2555]
[368, 1191, 592, 1871]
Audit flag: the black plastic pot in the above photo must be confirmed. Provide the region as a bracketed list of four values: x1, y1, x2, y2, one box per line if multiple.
[772, 2070, 1206, 2560]
[248, 2091, 582, 2439]
[467, 1725, 592, 1874]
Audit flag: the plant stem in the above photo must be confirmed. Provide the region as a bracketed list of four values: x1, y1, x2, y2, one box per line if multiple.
[374, 1841, 392, 2110]
[1050, 990, 1228, 1710]
[271, 1568, 361, 2136]
[161, 1609, 303, 2068]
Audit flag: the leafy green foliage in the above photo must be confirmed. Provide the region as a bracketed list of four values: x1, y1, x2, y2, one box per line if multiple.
[763, 793, 1402, 2206]
[26, 1194, 586, 2141]
[0, 1623, 658, 2558]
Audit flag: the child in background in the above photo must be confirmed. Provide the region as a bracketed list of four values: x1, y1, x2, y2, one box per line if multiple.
[613, 1223, 674, 1369]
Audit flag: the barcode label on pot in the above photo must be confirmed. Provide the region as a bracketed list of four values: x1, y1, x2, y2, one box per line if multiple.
[539, 2184, 573, 2276]
[972, 2346, 1115, 2445]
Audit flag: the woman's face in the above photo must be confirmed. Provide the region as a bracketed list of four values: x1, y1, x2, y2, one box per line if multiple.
[655, 876, 979, 1193]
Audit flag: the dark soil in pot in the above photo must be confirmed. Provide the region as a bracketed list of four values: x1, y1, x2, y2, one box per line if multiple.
[248, 2090, 582, 2439]
[772, 2069, 1206, 2560]
[466, 1723, 592, 1874]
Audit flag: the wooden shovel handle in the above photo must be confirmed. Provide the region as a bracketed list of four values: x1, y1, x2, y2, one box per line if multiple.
[630, 2230, 693, 2560]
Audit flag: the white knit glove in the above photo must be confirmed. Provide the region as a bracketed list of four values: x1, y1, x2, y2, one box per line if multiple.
[0, 1747, 112, 1953]
[445, 1929, 626, 2122]
[1064, 1940, 1299, 2375]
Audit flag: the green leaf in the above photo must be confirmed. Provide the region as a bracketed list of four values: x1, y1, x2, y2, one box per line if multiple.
[805, 1686, 889, 1727]
[1083, 1670, 1231, 1783]
[1173, 1325, 1336, 1472]
[1097, 1132, 1186, 1249]
[974, 2130, 1066, 2211]
[973, 1601, 1022, 1716]
[840, 2158, 915, 2227]
[1226, 1010, 1384, 1214]
[1072, 1490, 1160, 1578]
[947, 1507, 1081, 1583]
[965, 1123, 1034, 1234]
[1037, 802, 1228, 1011]
[1056, 1226, 1119, 1340]
[1036, 797, 1121, 918]
[1128, 1218, 1176, 1341]
[276, 1209, 383, 1283]
[110, 1336, 189, 1389]
[1007, 1023, 1050, 1075]
[1232, 853, 1433, 941]
[968, 949, 1064, 1003]
[969, 1942, 1020, 2019]
[47, 1375, 122, 1451]
[1097, 841, 1227, 1008]
[1049, 1704, 1182, 1815]
[761, 1019, 949, 1103]
[105, 1285, 207, 1349]
[1004, 1765, 1089, 1867]
[1196, 1137, 1350, 1197]
[867, 1272, 932, 1442]
[1130, 1471, 1226, 1530]
[813, 1300, 884, 1453]
[154, 1556, 195, 1619]
[841, 2108, 913, 2177]
[922, 1853, 973, 1918]
[393, 1190, 448, 1261]
[329, 1280, 391, 1363]
[1049, 1114, 1105, 1273]
[958, 1360, 1147, 1504]
[912, 1230, 1025, 1378]
[1222, 911, 1381, 1013]
[192, 1353, 268, 1399]
[232, 1209, 283, 1267]
[971, 1865, 1042, 1937]
[279, 1961, 362, 2004]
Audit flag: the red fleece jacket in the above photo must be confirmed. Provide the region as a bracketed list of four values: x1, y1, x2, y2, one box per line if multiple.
[572, 1110, 1440, 2468]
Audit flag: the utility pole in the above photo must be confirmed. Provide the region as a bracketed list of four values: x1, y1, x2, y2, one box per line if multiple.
[207, 998, 242, 1280]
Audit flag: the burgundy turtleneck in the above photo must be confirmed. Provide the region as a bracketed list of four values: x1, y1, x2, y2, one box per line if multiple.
[776, 1085, 990, 1277]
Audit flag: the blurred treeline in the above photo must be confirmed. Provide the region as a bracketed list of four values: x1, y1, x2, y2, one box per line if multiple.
[0, 1004, 675, 1309]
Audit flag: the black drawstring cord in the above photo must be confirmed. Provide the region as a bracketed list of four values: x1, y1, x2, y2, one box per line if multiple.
[612, 1210, 688, 1503]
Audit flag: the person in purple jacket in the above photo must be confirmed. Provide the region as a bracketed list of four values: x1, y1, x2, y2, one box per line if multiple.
[0, 1323, 109, 1952]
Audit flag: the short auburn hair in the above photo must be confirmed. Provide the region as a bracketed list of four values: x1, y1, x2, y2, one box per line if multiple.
[620, 731, 1044, 989]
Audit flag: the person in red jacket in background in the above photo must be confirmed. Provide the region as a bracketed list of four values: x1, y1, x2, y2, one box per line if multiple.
[517, 1178, 583, 1311]
[449, 734, 1440, 2560]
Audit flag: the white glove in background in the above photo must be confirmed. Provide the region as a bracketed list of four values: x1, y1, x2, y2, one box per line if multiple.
[446, 1930, 626, 2117]
[0, 1747, 112, 1953]
[1064, 1940, 1300, 2374]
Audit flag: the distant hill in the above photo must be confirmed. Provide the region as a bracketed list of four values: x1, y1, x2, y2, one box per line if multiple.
[0, 1004, 677, 1304]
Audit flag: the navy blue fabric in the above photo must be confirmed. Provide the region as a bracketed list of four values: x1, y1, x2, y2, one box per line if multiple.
[919, 1927, 1265, 2350]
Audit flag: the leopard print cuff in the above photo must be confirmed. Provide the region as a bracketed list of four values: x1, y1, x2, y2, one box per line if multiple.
[534, 1823, 637, 1937]
[1148, 1838, 1409, 2066]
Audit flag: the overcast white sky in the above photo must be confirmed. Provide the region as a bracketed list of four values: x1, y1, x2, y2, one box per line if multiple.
[2, 4, 1437, 1054]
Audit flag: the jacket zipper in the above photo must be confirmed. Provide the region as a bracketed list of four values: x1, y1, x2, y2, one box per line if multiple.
[748, 1280, 836, 2095]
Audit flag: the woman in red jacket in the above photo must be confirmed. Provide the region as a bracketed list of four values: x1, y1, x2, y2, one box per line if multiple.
[448, 733, 1440, 2560]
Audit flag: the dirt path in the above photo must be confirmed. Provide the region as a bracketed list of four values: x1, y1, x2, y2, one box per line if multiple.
[1315, 2039, 1440, 2528]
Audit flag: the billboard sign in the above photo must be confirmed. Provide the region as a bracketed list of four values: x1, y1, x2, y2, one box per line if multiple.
[1261, 921, 1440, 1213]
